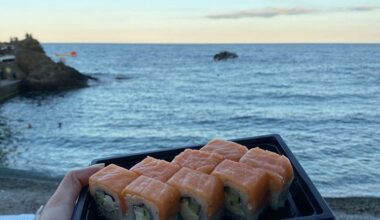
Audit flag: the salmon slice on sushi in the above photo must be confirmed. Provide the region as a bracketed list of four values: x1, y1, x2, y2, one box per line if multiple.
[89, 164, 139, 220]
[200, 139, 248, 162]
[122, 175, 180, 220]
[211, 160, 269, 220]
[240, 147, 294, 209]
[130, 156, 180, 182]
[167, 167, 224, 220]
[172, 149, 224, 174]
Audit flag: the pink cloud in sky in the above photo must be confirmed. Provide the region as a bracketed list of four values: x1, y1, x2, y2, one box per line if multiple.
[206, 6, 379, 19]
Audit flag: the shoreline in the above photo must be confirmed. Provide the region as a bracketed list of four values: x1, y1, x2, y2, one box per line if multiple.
[0, 176, 379, 219]
[0, 80, 21, 103]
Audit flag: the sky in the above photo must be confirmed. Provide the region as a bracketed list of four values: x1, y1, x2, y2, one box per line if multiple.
[0, 0, 380, 43]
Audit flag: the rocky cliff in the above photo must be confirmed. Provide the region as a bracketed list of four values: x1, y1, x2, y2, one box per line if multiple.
[12, 36, 94, 91]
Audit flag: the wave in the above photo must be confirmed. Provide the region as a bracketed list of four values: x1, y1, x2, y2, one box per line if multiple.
[264, 92, 377, 101]
[0, 167, 62, 180]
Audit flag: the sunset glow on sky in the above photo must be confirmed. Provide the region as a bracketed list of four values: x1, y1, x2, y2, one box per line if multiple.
[1, 0, 379, 43]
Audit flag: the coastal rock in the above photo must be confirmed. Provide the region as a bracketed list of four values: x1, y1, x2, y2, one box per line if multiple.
[115, 74, 131, 80]
[213, 51, 238, 61]
[14, 36, 94, 91]
[15, 36, 44, 54]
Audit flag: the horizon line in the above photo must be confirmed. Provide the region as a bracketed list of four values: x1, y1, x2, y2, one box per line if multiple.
[40, 42, 380, 44]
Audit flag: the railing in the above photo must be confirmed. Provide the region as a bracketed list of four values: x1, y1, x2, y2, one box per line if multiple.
[0, 80, 21, 103]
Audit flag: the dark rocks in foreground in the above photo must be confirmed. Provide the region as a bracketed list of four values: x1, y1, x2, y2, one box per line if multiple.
[13, 36, 95, 91]
[213, 51, 238, 61]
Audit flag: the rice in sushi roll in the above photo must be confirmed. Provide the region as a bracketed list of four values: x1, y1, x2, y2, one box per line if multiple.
[211, 160, 269, 220]
[167, 167, 224, 220]
[89, 164, 139, 220]
[122, 175, 180, 220]
[240, 147, 294, 209]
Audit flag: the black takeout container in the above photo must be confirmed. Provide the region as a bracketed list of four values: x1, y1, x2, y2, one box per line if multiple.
[72, 134, 335, 220]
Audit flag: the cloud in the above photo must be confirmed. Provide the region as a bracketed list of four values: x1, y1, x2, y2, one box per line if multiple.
[346, 6, 379, 12]
[206, 7, 318, 19]
[206, 6, 379, 19]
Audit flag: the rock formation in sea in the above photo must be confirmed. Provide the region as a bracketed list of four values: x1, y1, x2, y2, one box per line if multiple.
[213, 51, 238, 61]
[12, 35, 95, 91]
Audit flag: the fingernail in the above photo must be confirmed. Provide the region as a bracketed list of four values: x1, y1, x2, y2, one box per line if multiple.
[92, 163, 105, 168]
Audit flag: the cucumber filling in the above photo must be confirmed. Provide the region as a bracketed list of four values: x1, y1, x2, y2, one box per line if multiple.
[94, 190, 119, 217]
[133, 204, 152, 220]
[180, 197, 201, 220]
[224, 186, 244, 216]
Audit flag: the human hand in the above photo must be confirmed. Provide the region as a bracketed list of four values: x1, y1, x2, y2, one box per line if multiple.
[39, 164, 104, 220]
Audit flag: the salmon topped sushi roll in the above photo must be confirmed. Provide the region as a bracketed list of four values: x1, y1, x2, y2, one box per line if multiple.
[89, 164, 139, 220]
[200, 139, 248, 162]
[211, 160, 269, 220]
[131, 156, 180, 182]
[241, 148, 293, 183]
[240, 147, 294, 209]
[122, 175, 180, 220]
[172, 149, 224, 174]
[167, 167, 224, 220]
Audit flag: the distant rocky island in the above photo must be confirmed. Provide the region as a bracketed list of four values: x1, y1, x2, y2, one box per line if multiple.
[213, 51, 238, 61]
[0, 34, 96, 91]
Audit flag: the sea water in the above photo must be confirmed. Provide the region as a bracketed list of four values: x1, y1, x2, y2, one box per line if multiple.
[0, 44, 379, 197]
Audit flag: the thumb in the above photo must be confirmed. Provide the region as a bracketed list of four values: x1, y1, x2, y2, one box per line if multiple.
[40, 164, 104, 220]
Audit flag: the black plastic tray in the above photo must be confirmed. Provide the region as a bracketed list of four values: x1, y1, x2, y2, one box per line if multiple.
[72, 134, 335, 220]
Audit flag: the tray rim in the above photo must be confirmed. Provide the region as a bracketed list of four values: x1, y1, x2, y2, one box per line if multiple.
[71, 134, 335, 220]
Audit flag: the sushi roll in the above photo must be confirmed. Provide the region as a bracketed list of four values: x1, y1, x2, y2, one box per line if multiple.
[172, 149, 224, 174]
[200, 139, 248, 162]
[167, 167, 224, 220]
[240, 147, 294, 209]
[89, 164, 139, 220]
[131, 156, 180, 182]
[211, 160, 269, 220]
[122, 175, 180, 220]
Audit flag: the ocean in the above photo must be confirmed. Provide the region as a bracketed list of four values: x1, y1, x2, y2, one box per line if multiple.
[0, 44, 379, 197]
